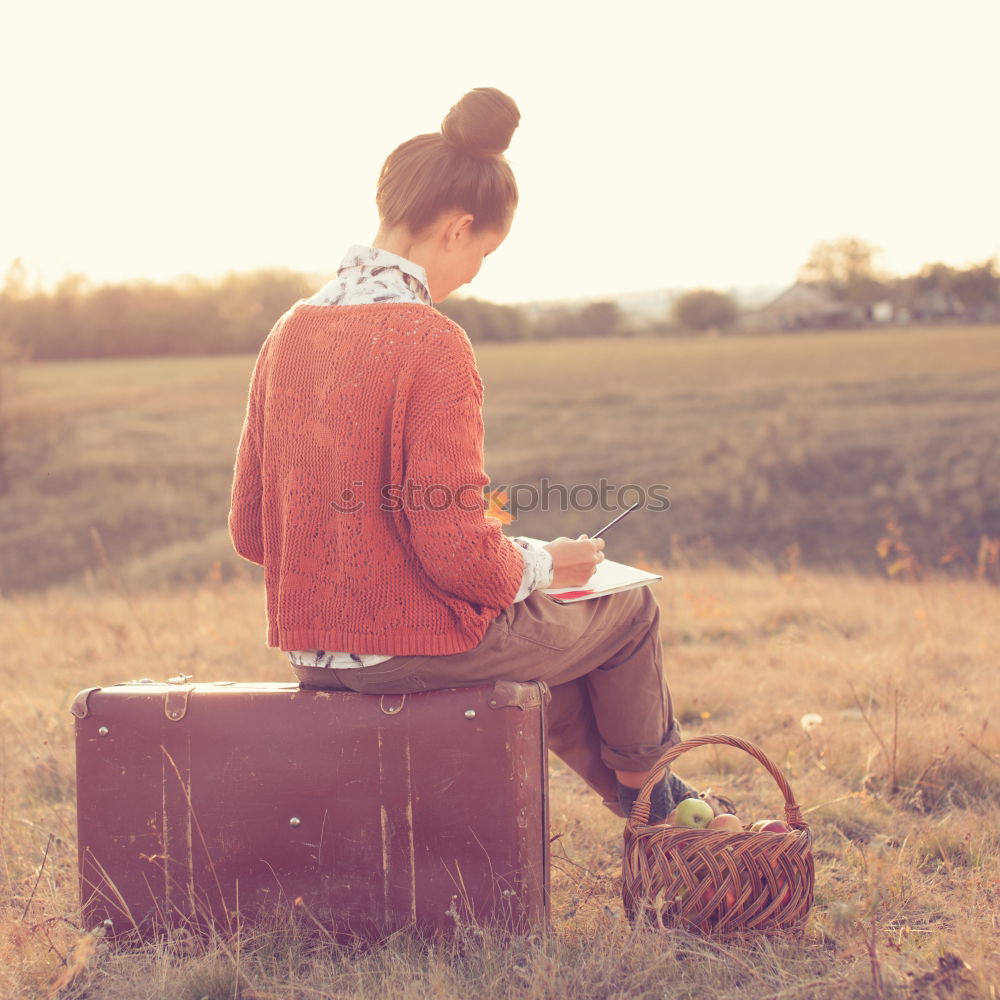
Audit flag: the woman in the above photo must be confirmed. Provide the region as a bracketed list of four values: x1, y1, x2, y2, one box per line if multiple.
[229, 87, 702, 823]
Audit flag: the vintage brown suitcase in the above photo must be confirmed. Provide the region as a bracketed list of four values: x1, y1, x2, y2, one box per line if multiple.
[73, 677, 549, 943]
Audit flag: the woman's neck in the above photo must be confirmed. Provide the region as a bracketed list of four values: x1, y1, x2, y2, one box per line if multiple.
[372, 225, 421, 265]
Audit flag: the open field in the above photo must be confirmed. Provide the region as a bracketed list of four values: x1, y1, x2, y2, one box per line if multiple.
[1, 324, 998, 997]
[1, 561, 998, 997]
[2, 324, 999, 594]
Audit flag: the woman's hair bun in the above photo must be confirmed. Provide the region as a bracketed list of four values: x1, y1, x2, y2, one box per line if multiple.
[441, 87, 520, 159]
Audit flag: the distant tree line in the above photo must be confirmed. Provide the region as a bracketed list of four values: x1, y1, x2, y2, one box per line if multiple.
[441, 298, 631, 343]
[0, 260, 635, 359]
[1, 240, 998, 360]
[0, 261, 317, 360]
[796, 237, 1000, 325]
[0, 302, 15, 495]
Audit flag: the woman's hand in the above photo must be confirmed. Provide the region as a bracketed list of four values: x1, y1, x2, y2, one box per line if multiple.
[543, 534, 606, 589]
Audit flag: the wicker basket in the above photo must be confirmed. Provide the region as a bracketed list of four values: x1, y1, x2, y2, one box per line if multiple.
[622, 734, 814, 938]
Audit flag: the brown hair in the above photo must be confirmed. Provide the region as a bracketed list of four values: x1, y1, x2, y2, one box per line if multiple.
[376, 88, 520, 236]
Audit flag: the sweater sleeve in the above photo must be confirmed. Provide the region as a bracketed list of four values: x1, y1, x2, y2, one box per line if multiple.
[228, 337, 271, 566]
[401, 327, 523, 609]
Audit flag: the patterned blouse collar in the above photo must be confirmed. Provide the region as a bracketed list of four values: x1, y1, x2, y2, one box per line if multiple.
[306, 244, 433, 307]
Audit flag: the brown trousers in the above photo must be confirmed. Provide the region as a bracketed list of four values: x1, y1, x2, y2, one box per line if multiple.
[291, 585, 682, 815]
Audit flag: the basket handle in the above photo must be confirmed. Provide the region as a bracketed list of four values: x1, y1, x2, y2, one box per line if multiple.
[625, 733, 807, 832]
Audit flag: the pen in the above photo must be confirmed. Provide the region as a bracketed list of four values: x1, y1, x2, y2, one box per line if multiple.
[591, 501, 642, 539]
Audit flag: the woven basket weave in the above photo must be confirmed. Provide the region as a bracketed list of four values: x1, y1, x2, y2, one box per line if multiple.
[622, 734, 815, 937]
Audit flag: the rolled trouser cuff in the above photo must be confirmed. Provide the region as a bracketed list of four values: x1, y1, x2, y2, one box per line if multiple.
[291, 664, 349, 690]
[600, 717, 684, 773]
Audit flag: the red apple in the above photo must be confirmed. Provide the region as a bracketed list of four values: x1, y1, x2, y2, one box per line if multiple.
[765, 876, 792, 907]
[707, 813, 743, 832]
[768, 859, 793, 905]
[751, 819, 791, 833]
[701, 885, 738, 908]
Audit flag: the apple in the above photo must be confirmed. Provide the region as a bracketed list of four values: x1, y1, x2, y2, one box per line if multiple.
[761, 820, 792, 833]
[751, 819, 791, 833]
[763, 872, 793, 907]
[673, 798, 715, 829]
[766, 859, 794, 906]
[707, 813, 743, 832]
[701, 885, 738, 908]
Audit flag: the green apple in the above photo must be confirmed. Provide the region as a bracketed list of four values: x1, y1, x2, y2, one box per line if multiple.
[673, 797, 715, 829]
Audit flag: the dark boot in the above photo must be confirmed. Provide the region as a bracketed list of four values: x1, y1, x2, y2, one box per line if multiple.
[617, 771, 700, 823]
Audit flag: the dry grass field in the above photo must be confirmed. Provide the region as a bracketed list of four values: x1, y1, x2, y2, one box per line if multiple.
[1, 564, 998, 998]
[1, 325, 998, 998]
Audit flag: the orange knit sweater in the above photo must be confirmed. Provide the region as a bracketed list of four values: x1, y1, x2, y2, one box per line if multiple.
[228, 302, 524, 655]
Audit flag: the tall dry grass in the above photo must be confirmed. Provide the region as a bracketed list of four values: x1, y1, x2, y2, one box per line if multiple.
[1, 557, 997, 999]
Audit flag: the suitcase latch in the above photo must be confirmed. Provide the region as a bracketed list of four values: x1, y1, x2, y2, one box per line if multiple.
[488, 680, 551, 712]
[164, 686, 194, 721]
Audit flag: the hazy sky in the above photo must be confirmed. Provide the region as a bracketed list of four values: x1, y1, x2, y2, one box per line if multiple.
[3, 0, 998, 304]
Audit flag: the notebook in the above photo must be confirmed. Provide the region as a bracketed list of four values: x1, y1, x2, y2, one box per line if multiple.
[517, 537, 662, 604]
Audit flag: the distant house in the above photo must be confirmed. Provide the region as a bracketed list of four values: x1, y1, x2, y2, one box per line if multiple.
[748, 282, 857, 332]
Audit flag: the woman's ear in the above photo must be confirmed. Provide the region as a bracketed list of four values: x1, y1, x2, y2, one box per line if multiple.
[442, 212, 475, 248]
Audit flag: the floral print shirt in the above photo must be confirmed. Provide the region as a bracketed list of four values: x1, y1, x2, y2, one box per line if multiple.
[287, 245, 553, 670]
